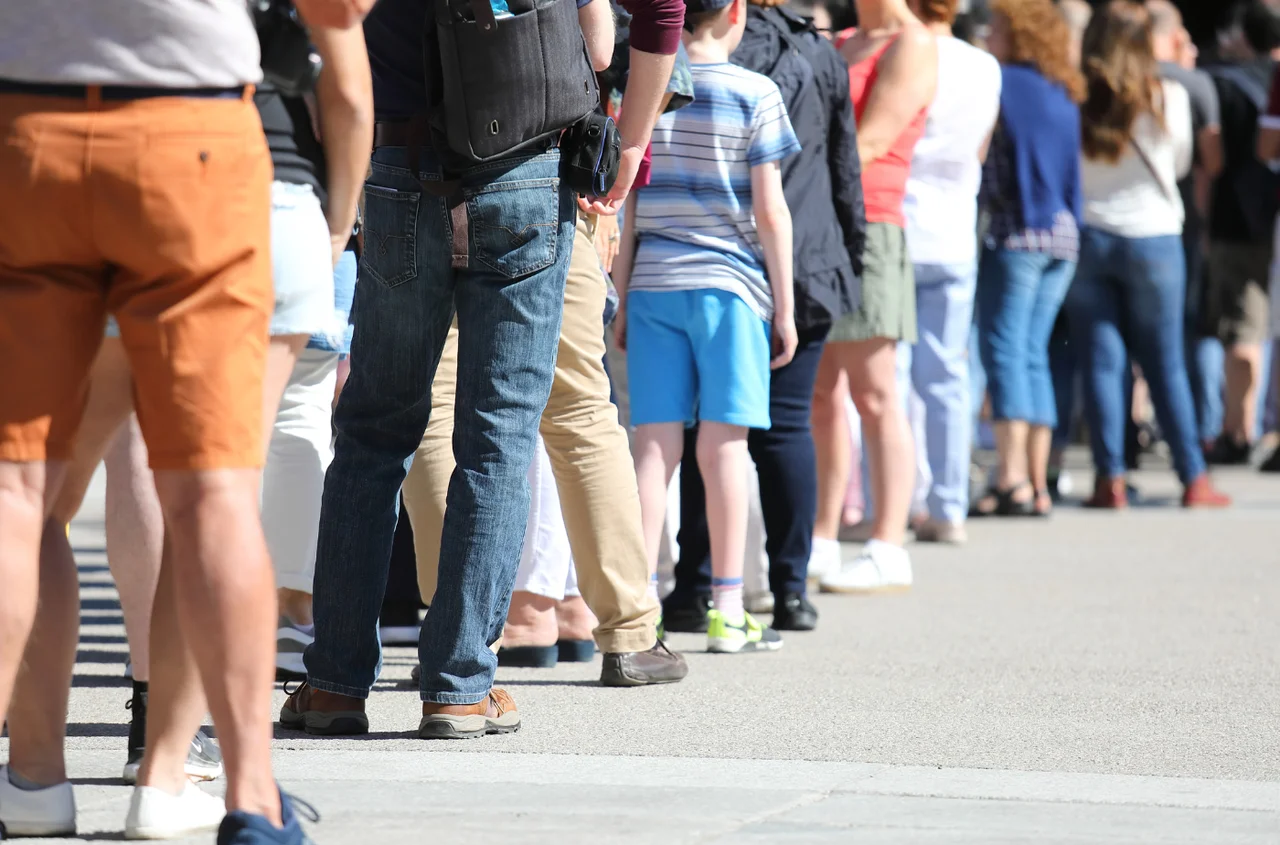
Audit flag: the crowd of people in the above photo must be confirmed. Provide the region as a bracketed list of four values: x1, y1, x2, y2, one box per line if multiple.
[1, 0, 1277, 843]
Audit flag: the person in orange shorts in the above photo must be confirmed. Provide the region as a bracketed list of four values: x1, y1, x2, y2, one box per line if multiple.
[0, 1, 372, 843]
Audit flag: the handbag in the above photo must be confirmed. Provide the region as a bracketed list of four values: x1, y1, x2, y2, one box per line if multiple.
[426, 0, 601, 163]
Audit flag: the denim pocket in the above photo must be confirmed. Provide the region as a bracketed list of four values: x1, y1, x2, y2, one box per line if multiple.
[465, 177, 560, 279]
[363, 184, 420, 288]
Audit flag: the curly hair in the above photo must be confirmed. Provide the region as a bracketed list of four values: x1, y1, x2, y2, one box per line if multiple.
[990, 0, 1086, 102]
[1079, 0, 1164, 163]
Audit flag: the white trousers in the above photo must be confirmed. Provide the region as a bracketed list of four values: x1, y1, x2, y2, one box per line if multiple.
[262, 348, 339, 594]
[514, 433, 580, 600]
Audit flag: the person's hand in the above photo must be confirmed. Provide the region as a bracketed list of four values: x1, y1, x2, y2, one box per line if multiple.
[578, 144, 645, 216]
[594, 215, 620, 272]
[770, 317, 797, 370]
[613, 306, 628, 353]
[294, 0, 375, 29]
[331, 233, 348, 269]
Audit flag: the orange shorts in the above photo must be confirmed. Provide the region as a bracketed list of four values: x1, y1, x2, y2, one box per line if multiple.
[0, 90, 272, 470]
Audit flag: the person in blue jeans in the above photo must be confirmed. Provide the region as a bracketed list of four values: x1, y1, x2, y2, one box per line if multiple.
[1069, 0, 1229, 510]
[282, 0, 684, 738]
[974, 12, 1085, 517]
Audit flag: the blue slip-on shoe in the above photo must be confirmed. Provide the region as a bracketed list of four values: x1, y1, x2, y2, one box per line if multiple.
[217, 788, 316, 845]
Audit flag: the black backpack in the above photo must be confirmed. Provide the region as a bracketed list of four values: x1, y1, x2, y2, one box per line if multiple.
[1212, 63, 1280, 241]
[423, 0, 601, 164]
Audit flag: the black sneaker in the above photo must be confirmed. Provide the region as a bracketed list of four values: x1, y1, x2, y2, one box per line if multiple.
[772, 593, 818, 632]
[1207, 435, 1252, 466]
[378, 603, 420, 646]
[122, 684, 224, 784]
[661, 593, 710, 634]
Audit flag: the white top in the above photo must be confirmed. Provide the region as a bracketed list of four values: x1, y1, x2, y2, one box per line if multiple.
[1080, 79, 1193, 238]
[903, 36, 1002, 266]
[0, 1, 261, 88]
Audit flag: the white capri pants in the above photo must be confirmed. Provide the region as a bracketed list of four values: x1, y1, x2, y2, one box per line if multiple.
[263, 348, 340, 594]
[514, 433, 580, 600]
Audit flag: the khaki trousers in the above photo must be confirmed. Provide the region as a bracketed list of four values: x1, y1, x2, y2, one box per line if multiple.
[403, 214, 657, 653]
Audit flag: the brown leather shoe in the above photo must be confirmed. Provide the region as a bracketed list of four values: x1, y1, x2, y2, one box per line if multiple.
[419, 688, 520, 739]
[1181, 474, 1231, 508]
[1083, 476, 1128, 509]
[279, 682, 368, 736]
[600, 640, 688, 687]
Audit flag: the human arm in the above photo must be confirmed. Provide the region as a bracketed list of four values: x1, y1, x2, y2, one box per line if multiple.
[824, 47, 866, 275]
[293, 0, 374, 29]
[611, 193, 639, 351]
[579, 0, 617, 72]
[1258, 66, 1280, 162]
[854, 27, 937, 166]
[311, 24, 374, 266]
[580, 0, 683, 214]
[752, 160, 796, 369]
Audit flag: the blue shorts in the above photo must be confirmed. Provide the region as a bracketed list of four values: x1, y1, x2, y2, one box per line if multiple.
[626, 288, 771, 429]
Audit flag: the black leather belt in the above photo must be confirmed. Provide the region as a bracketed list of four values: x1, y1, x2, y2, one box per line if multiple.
[373, 120, 424, 149]
[0, 78, 248, 101]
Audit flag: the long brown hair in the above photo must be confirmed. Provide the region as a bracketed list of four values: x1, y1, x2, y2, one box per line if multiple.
[990, 0, 1086, 102]
[1080, 0, 1164, 163]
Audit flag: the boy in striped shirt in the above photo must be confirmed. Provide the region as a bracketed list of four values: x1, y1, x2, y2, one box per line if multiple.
[612, 0, 799, 653]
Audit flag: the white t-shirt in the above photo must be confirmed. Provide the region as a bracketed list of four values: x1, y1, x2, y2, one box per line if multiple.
[1081, 79, 1193, 239]
[903, 36, 1002, 266]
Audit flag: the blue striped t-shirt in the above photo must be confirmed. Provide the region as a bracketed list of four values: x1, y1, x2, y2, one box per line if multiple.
[630, 63, 801, 320]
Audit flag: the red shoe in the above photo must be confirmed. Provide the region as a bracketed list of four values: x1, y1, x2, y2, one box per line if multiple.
[1083, 476, 1128, 509]
[1182, 474, 1231, 508]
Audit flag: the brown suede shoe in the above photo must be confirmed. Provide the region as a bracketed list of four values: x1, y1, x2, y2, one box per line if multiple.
[279, 682, 369, 736]
[1083, 476, 1128, 509]
[600, 640, 688, 687]
[419, 688, 520, 739]
[1181, 474, 1231, 508]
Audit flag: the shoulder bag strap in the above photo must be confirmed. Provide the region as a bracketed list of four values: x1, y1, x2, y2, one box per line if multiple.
[1129, 137, 1177, 205]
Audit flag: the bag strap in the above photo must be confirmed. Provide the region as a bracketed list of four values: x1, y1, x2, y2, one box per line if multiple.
[1129, 137, 1176, 205]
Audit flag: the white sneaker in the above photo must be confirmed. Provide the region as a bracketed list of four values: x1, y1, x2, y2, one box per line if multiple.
[125, 784, 225, 840]
[0, 766, 76, 837]
[806, 537, 841, 583]
[819, 540, 913, 594]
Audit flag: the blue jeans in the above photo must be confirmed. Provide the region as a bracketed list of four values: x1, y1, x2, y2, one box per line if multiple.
[1064, 228, 1206, 483]
[305, 145, 574, 704]
[975, 247, 1075, 427]
[900, 262, 977, 523]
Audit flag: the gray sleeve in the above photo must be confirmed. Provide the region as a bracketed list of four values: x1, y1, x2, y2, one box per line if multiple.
[1189, 69, 1221, 129]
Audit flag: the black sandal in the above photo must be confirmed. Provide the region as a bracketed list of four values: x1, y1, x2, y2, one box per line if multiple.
[970, 481, 1035, 517]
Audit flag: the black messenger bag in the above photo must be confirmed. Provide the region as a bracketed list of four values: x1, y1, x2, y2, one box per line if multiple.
[426, 0, 601, 163]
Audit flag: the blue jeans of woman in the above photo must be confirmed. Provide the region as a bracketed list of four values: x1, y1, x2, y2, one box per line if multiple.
[1063, 228, 1206, 483]
[975, 247, 1075, 427]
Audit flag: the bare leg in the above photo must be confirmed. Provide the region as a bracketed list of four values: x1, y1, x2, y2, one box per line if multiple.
[556, 596, 597, 641]
[0, 461, 58, 759]
[151, 468, 279, 821]
[811, 352, 850, 541]
[993, 420, 1031, 489]
[633, 423, 686, 575]
[697, 422, 750, 591]
[7, 516, 79, 786]
[1224, 342, 1262, 443]
[104, 419, 163, 682]
[502, 592, 558, 648]
[841, 339, 914, 546]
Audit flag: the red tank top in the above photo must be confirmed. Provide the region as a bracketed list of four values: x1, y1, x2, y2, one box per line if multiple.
[837, 30, 928, 227]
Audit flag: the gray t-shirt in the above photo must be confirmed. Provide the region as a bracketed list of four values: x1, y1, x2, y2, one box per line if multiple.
[1161, 62, 1221, 134]
[0, 1, 261, 87]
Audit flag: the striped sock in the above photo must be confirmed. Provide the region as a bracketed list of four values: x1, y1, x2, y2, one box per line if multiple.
[711, 577, 745, 624]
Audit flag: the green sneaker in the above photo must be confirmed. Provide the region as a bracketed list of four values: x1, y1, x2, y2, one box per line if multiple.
[706, 610, 783, 654]
[656, 614, 666, 642]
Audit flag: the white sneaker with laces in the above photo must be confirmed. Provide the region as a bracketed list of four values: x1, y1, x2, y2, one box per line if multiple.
[819, 540, 913, 594]
[124, 784, 225, 840]
[0, 767, 76, 837]
[806, 537, 841, 583]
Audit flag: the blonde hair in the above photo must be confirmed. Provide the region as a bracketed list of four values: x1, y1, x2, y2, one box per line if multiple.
[1080, 0, 1164, 162]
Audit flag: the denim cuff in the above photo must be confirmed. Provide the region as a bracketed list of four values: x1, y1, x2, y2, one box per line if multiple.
[420, 689, 494, 705]
[306, 677, 372, 701]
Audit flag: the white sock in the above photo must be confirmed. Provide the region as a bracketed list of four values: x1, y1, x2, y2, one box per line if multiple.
[648, 573, 660, 602]
[712, 577, 745, 624]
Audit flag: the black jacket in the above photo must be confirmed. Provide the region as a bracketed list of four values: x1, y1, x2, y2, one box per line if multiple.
[731, 6, 866, 331]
